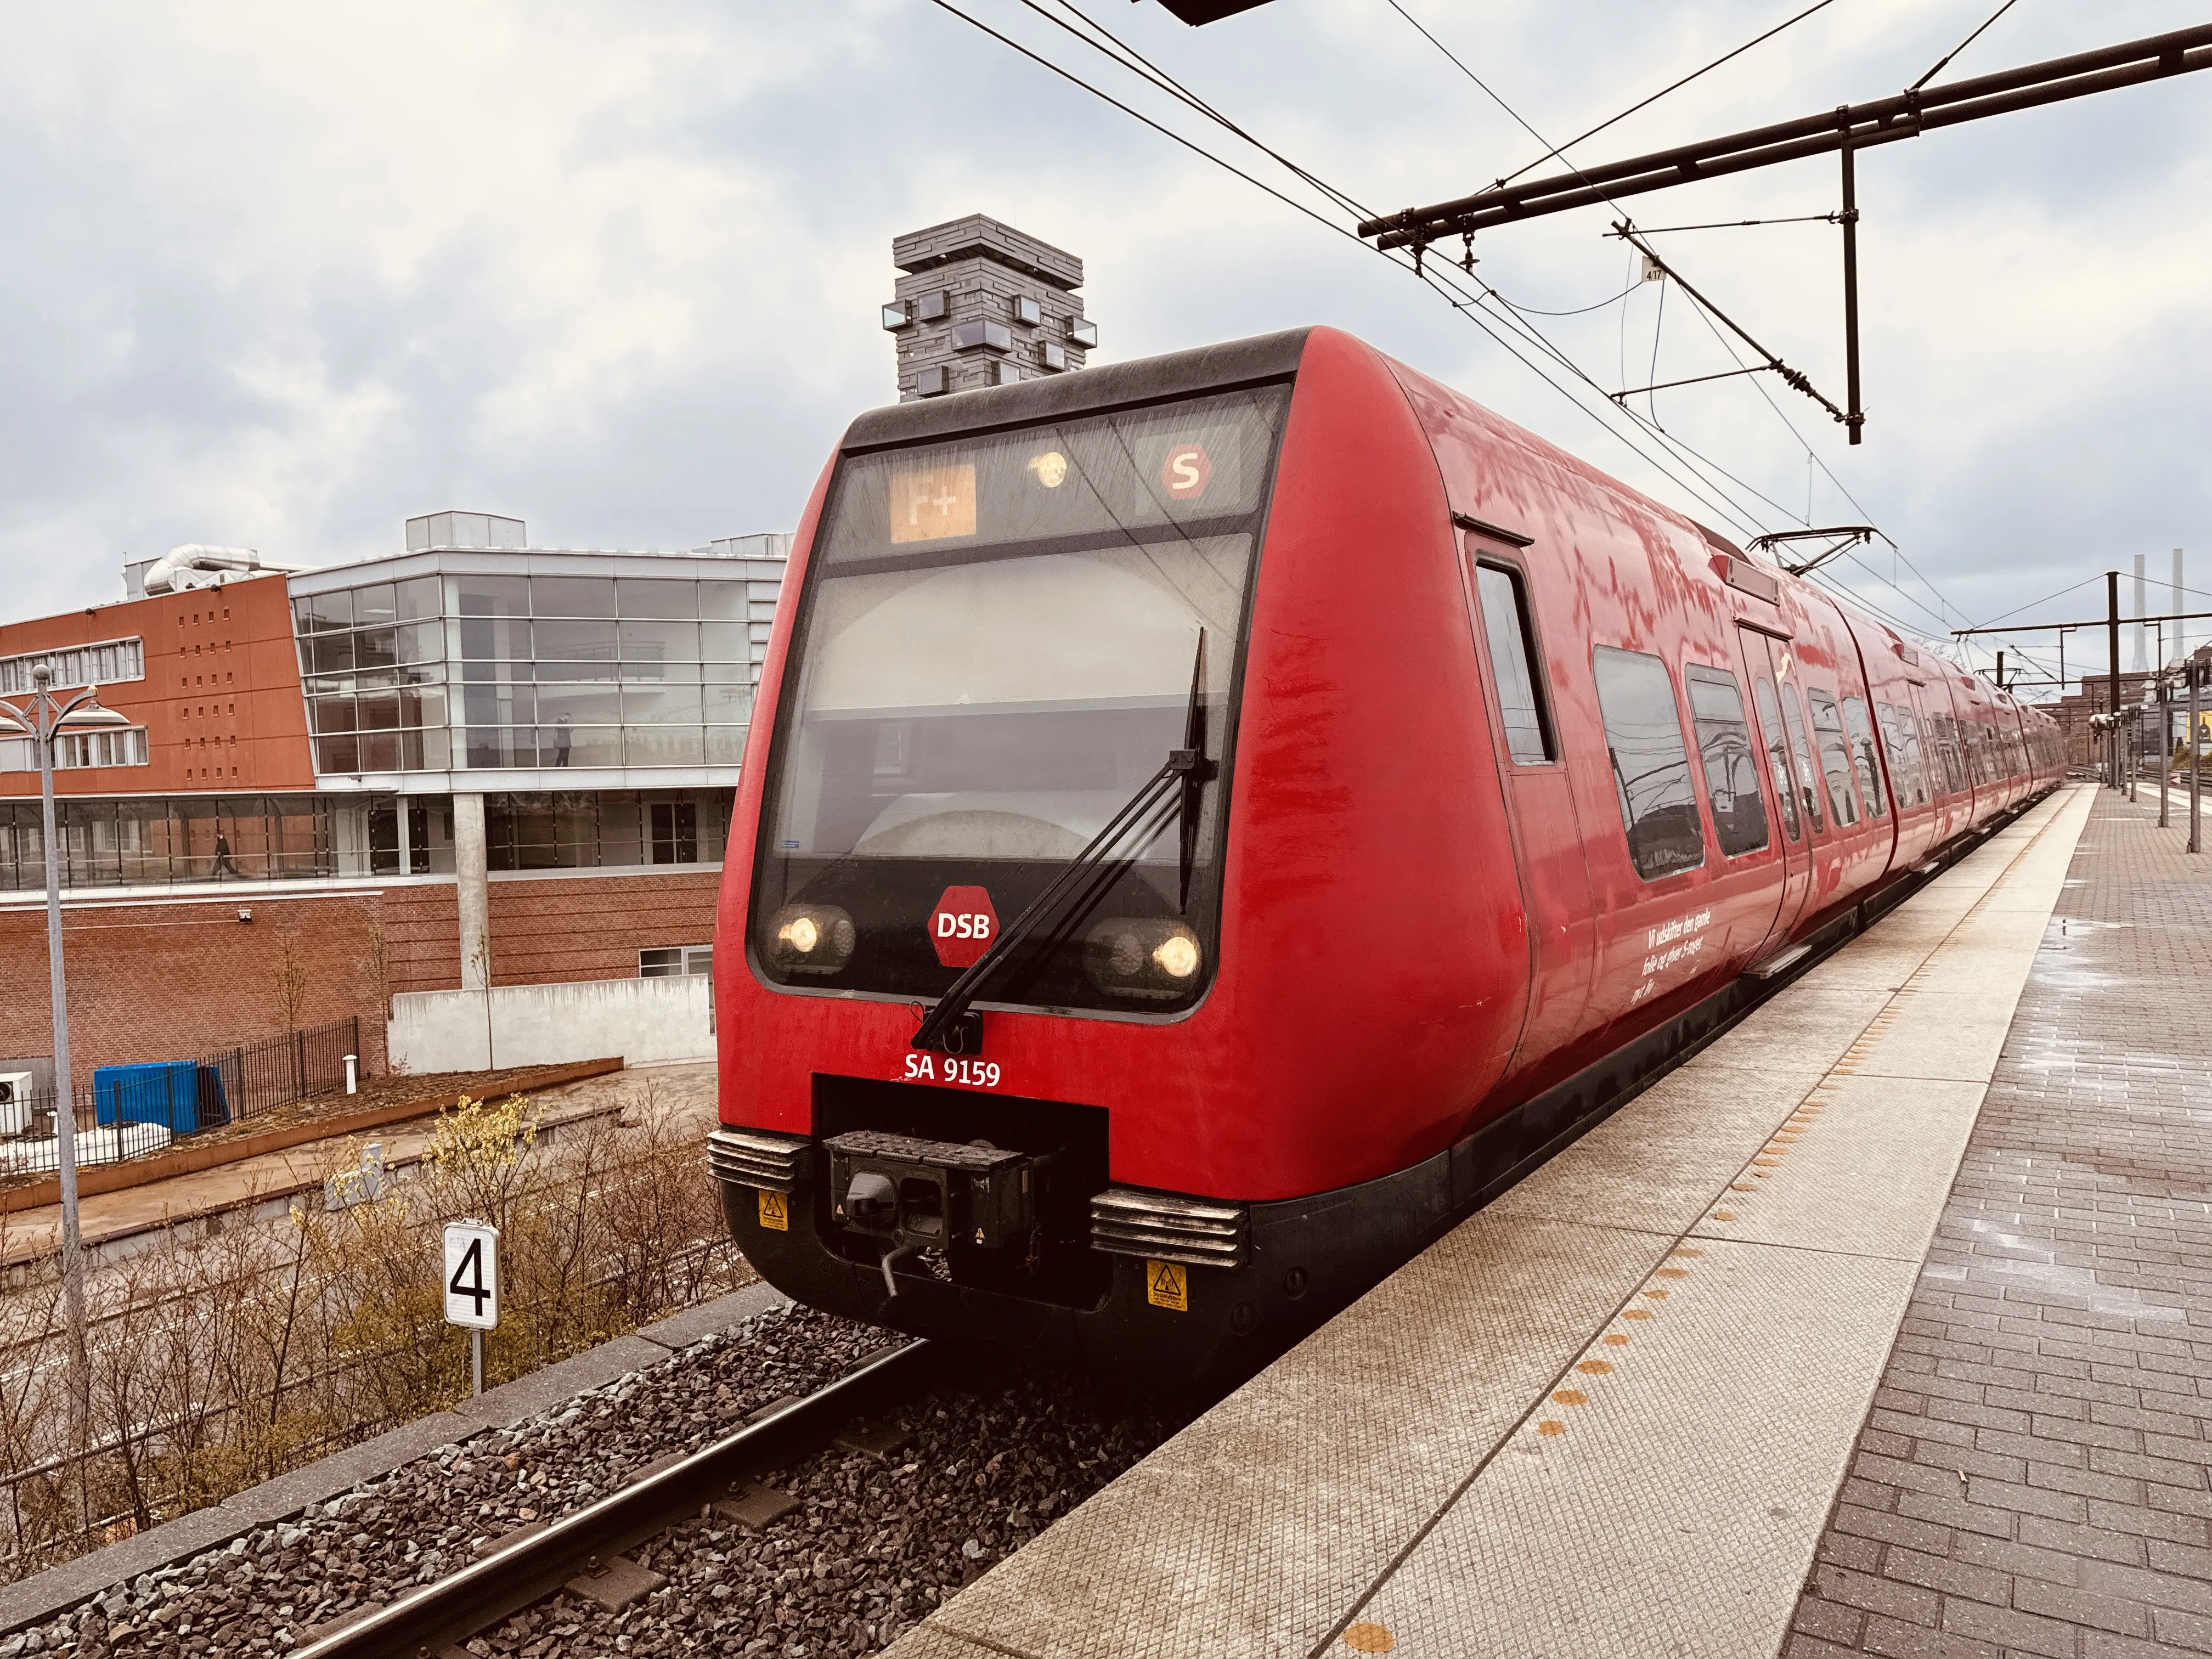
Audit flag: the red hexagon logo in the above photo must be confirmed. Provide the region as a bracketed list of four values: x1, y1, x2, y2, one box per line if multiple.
[1159, 442, 1212, 500]
[928, 885, 998, 968]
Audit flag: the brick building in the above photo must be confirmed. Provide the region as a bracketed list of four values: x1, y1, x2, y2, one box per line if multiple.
[0, 515, 785, 1090]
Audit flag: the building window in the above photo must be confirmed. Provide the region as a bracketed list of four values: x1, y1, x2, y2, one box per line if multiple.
[650, 800, 698, 864]
[640, 945, 713, 978]
[0, 794, 337, 891]
[1, 727, 150, 772]
[482, 789, 726, 872]
[0, 637, 145, 696]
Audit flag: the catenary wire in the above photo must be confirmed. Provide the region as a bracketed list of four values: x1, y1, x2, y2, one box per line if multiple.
[923, 0, 1784, 537]
[928, 1, 1980, 590]
[1911, 0, 2028, 92]
[1496, 0, 1845, 187]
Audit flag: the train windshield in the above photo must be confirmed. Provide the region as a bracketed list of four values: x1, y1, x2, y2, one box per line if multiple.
[752, 385, 1293, 1014]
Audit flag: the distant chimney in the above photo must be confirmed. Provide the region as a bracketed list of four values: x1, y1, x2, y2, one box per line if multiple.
[407, 511, 526, 552]
[883, 215, 1095, 401]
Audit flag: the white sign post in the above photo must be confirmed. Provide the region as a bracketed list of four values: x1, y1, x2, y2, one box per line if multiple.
[442, 1220, 499, 1396]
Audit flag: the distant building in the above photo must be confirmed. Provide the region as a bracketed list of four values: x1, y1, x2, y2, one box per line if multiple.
[882, 215, 1097, 399]
[0, 515, 785, 1088]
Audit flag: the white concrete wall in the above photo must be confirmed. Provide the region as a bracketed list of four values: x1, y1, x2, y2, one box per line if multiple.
[390, 976, 711, 1073]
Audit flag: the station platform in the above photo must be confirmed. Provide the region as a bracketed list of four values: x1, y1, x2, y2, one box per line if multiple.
[881, 781, 2196, 1659]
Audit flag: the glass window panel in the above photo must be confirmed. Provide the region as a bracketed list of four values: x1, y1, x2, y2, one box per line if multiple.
[1842, 696, 1889, 817]
[353, 627, 398, 670]
[398, 685, 449, 728]
[698, 622, 749, 664]
[701, 660, 751, 684]
[1779, 685, 1826, 833]
[398, 661, 445, 688]
[353, 584, 398, 625]
[358, 732, 400, 771]
[703, 682, 754, 725]
[311, 697, 357, 735]
[394, 576, 441, 621]
[619, 620, 700, 667]
[640, 947, 684, 977]
[459, 615, 532, 662]
[295, 591, 351, 633]
[537, 723, 623, 768]
[1592, 646, 1705, 881]
[533, 576, 617, 617]
[535, 684, 625, 725]
[534, 619, 619, 664]
[465, 728, 538, 768]
[308, 633, 356, 675]
[458, 575, 531, 618]
[623, 683, 704, 726]
[419, 727, 452, 770]
[394, 622, 443, 664]
[1749, 674, 1800, 842]
[1807, 690, 1860, 826]
[354, 668, 399, 690]
[618, 579, 697, 619]
[315, 734, 360, 772]
[626, 726, 706, 766]
[704, 725, 748, 764]
[1685, 665, 1769, 857]
[696, 584, 747, 622]
[356, 692, 402, 731]
[1472, 563, 1552, 764]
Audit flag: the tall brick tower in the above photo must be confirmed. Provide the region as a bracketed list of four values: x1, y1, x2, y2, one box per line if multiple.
[883, 215, 1097, 400]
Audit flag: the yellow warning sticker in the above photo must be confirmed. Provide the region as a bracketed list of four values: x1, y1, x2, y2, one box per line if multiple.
[1146, 1260, 1188, 1312]
[758, 1189, 789, 1232]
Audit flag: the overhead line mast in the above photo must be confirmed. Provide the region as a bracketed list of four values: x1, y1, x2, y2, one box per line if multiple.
[1357, 24, 2212, 444]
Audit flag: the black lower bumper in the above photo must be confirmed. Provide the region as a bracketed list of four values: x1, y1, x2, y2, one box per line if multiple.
[719, 1149, 1461, 1389]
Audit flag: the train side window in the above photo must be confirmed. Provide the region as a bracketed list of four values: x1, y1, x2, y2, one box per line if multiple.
[1750, 676, 1801, 842]
[1472, 561, 1554, 764]
[1841, 696, 1889, 818]
[1777, 679, 1826, 833]
[1880, 703, 1928, 807]
[1685, 665, 1769, 856]
[1807, 690, 1861, 826]
[1592, 646, 1705, 881]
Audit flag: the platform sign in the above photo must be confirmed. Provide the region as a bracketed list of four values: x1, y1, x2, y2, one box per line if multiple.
[1146, 1260, 1188, 1312]
[443, 1220, 500, 1331]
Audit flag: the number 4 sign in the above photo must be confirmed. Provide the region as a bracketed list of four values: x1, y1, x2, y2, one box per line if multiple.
[443, 1220, 500, 1331]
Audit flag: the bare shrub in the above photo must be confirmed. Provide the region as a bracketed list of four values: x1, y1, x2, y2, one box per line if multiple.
[0, 1084, 744, 1581]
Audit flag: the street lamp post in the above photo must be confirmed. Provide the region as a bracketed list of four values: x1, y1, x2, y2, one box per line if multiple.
[0, 662, 130, 1481]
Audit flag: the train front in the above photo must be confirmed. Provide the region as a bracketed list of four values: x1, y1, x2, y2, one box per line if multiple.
[709, 330, 1527, 1381]
[709, 360, 1303, 1378]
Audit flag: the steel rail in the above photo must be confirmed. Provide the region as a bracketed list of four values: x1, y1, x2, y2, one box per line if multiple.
[1362, 24, 2212, 247]
[291, 1338, 936, 1659]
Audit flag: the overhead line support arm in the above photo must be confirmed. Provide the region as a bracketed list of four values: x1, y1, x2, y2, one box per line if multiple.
[1359, 25, 2212, 246]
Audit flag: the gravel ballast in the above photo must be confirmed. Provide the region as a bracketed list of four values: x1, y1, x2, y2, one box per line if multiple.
[20, 1304, 1192, 1658]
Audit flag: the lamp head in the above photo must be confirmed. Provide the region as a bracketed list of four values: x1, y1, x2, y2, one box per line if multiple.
[0, 709, 30, 738]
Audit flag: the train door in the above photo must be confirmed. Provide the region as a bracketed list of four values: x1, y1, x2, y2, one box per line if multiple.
[1736, 625, 1810, 954]
[1461, 538, 1594, 1079]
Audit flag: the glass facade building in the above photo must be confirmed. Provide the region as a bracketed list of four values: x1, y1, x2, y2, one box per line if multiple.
[292, 565, 774, 777]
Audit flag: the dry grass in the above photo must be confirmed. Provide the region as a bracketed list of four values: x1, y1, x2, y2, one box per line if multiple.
[0, 1081, 746, 1579]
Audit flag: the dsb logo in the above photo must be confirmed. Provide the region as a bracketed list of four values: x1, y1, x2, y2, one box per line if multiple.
[928, 885, 998, 968]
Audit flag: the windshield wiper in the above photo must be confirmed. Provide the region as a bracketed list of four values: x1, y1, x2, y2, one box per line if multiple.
[912, 632, 1213, 1054]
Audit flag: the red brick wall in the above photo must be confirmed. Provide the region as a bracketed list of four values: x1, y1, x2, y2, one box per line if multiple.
[486, 870, 723, 985]
[0, 892, 389, 1089]
[0, 867, 723, 1084]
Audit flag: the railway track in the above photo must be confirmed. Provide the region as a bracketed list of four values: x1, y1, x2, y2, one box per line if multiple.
[292, 1337, 938, 1659]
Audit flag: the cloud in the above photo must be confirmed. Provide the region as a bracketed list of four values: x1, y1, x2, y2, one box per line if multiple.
[0, 0, 2203, 686]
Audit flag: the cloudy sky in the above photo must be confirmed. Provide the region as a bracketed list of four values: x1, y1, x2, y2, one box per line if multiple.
[3, 1, 2205, 691]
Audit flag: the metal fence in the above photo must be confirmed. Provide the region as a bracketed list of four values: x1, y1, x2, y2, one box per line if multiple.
[3, 1018, 363, 1177]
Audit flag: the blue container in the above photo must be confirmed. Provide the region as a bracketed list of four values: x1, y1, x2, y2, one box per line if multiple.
[93, 1062, 202, 1133]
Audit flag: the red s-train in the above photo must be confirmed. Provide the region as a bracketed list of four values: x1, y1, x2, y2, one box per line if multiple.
[710, 326, 2059, 1380]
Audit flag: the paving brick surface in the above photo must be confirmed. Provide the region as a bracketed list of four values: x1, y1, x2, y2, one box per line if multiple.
[1791, 787, 2212, 1659]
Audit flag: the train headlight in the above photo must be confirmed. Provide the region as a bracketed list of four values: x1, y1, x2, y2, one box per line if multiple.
[1085, 919, 1204, 1000]
[765, 904, 856, 975]
[1152, 934, 1200, 978]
